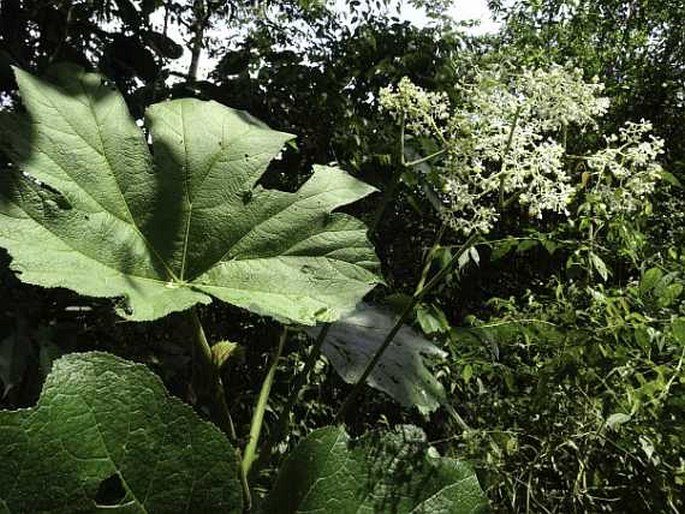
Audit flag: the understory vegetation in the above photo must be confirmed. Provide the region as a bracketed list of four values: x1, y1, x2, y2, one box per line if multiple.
[1, 1, 684, 513]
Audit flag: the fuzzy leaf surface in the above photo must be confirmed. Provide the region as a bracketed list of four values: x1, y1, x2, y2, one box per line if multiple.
[0, 64, 380, 323]
[262, 425, 488, 513]
[0, 352, 242, 513]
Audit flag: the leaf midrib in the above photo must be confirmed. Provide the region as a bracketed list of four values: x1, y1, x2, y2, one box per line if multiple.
[407, 475, 480, 514]
[29, 74, 179, 282]
[155, 103, 261, 280]
[7, 194, 177, 287]
[82, 396, 150, 514]
[80, 78, 179, 283]
[179, 102, 192, 281]
[208, 185, 364, 274]
[297, 429, 348, 511]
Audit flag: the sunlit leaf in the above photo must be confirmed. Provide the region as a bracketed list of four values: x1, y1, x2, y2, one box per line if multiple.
[308, 303, 447, 414]
[0, 64, 381, 324]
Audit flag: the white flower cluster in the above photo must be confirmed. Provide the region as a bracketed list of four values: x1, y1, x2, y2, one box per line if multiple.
[380, 65, 621, 235]
[585, 120, 664, 215]
[516, 66, 610, 131]
[379, 77, 450, 139]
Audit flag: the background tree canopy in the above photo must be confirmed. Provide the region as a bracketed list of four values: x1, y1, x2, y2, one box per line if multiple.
[1, 1, 684, 512]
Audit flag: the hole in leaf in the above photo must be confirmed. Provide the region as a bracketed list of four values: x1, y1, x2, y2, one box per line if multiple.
[95, 473, 126, 506]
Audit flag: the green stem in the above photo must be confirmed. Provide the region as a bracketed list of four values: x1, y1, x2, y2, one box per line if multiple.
[335, 232, 480, 421]
[499, 105, 522, 210]
[415, 223, 447, 294]
[371, 172, 401, 232]
[372, 115, 407, 231]
[187, 308, 251, 510]
[188, 308, 237, 441]
[374, 116, 449, 231]
[405, 148, 447, 168]
[443, 403, 470, 431]
[251, 324, 331, 476]
[400, 113, 406, 166]
[243, 327, 288, 475]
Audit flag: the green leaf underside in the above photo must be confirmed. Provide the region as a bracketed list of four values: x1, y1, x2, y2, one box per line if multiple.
[308, 303, 448, 414]
[0, 352, 242, 513]
[262, 425, 489, 514]
[0, 64, 380, 323]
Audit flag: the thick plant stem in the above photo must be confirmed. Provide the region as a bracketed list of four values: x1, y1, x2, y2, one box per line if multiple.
[251, 324, 331, 476]
[243, 327, 288, 475]
[336, 232, 480, 421]
[187, 308, 251, 511]
[188, 308, 237, 441]
[187, 0, 206, 83]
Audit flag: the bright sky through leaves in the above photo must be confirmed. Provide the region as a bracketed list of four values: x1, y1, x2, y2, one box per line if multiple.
[152, 1, 499, 81]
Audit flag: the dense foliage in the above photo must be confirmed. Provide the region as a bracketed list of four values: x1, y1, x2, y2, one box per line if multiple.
[1, 1, 684, 513]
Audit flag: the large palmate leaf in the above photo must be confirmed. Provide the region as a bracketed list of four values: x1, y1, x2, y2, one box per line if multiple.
[0, 64, 380, 323]
[0, 352, 242, 513]
[307, 303, 448, 414]
[262, 425, 489, 514]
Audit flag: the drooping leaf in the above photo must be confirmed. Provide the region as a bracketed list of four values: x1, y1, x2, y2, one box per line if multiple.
[307, 303, 447, 414]
[416, 302, 450, 334]
[0, 352, 242, 513]
[653, 271, 679, 299]
[659, 169, 683, 188]
[262, 425, 489, 514]
[660, 283, 683, 307]
[114, 0, 139, 25]
[516, 239, 538, 254]
[489, 236, 517, 261]
[0, 64, 381, 324]
[589, 252, 609, 281]
[468, 246, 480, 265]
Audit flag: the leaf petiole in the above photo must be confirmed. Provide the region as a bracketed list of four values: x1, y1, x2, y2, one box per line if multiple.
[188, 308, 252, 510]
[243, 326, 288, 476]
[251, 323, 331, 476]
